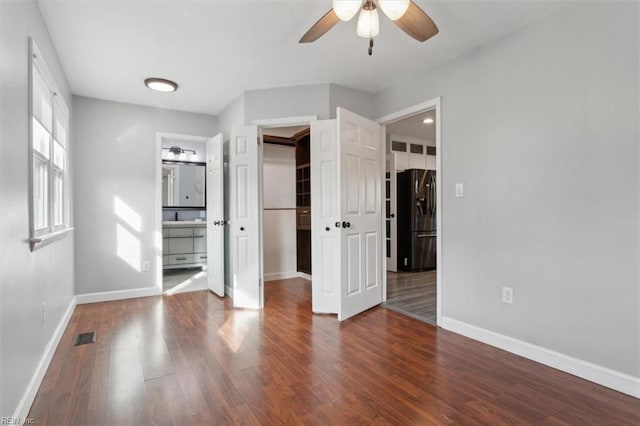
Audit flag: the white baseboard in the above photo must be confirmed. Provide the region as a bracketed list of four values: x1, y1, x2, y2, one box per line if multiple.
[13, 296, 77, 424]
[76, 286, 161, 304]
[440, 316, 640, 398]
[264, 271, 300, 282]
[297, 272, 312, 280]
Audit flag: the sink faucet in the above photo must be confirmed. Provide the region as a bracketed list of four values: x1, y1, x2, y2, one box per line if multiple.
[174, 211, 178, 221]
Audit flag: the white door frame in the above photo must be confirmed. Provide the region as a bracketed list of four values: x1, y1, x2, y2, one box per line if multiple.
[155, 132, 212, 292]
[250, 115, 318, 305]
[376, 97, 442, 325]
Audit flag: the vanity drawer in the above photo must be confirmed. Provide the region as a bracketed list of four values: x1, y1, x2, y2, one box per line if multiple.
[194, 253, 208, 263]
[168, 237, 193, 254]
[168, 228, 193, 237]
[162, 229, 169, 237]
[163, 255, 169, 264]
[193, 227, 206, 237]
[162, 238, 169, 254]
[166, 254, 194, 265]
[193, 234, 207, 253]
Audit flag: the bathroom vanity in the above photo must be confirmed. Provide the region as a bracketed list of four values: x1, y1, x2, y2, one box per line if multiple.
[162, 221, 207, 269]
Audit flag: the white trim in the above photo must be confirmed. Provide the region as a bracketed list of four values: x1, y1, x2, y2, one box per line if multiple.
[376, 97, 442, 325]
[252, 115, 318, 128]
[441, 316, 640, 398]
[30, 227, 73, 251]
[156, 132, 211, 293]
[13, 296, 77, 424]
[376, 99, 440, 125]
[434, 98, 442, 325]
[264, 271, 300, 282]
[76, 286, 161, 304]
[297, 272, 312, 280]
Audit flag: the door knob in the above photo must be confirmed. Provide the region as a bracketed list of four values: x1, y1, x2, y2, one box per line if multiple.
[325, 227, 330, 231]
[335, 222, 341, 228]
[240, 227, 245, 231]
[342, 221, 351, 228]
[214, 220, 220, 225]
[390, 214, 395, 218]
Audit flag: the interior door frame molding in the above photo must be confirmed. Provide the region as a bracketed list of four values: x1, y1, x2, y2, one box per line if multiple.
[250, 115, 317, 308]
[376, 97, 443, 325]
[251, 115, 318, 128]
[155, 132, 212, 292]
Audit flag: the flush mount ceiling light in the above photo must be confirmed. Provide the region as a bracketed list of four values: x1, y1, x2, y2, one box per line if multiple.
[423, 117, 434, 124]
[144, 78, 178, 93]
[301, 0, 438, 56]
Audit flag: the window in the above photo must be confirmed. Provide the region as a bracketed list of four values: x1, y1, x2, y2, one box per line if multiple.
[409, 143, 424, 154]
[391, 141, 407, 152]
[30, 40, 71, 249]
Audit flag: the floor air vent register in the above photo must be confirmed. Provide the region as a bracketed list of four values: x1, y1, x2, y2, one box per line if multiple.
[74, 331, 96, 346]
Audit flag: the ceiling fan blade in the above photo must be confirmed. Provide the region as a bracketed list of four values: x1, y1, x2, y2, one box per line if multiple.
[299, 9, 340, 43]
[394, 1, 439, 42]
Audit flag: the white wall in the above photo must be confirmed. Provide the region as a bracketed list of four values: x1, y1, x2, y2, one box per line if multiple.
[0, 0, 75, 416]
[376, 2, 639, 381]
[262, 144, 297, 280]
[244, 84, 330, 123]
[329, 83, 375, 120]
[73, 96, 217, 295]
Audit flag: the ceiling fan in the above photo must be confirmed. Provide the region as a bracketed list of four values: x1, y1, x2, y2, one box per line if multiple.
[299, 0, 439, 56]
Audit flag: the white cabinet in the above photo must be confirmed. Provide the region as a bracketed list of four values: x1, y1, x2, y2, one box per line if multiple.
[390, 136, 435, 172]
[162, 223, 207, 269]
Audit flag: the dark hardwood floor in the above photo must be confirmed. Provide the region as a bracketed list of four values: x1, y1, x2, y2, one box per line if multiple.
[386, 270, 437, 323]
[29, 278, 639, 425]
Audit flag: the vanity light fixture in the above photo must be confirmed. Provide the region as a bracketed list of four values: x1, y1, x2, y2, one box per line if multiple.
[422, 117, 434, 124]
[162, 146, 197, 161]
[144, 77, 178, 93]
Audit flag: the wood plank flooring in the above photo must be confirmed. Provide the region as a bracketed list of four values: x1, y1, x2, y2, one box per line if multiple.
[386, 270, 437, 323]
[28, 278, 639, 425]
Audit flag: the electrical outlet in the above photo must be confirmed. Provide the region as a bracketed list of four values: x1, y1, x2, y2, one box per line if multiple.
[42, 302, 46, 322]
[502, 287, 513, 304]
[142, 261, 151, 272]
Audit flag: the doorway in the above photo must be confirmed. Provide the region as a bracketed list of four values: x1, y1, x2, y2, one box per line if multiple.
[261, 125, 312, 295]
[378, 99, 442, 325]
[156, 133, 210, 295]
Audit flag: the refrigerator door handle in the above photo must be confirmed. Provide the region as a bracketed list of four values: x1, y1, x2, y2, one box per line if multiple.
[416, 233, 437, 238]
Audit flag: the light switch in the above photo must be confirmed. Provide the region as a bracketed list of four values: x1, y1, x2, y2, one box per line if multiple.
[455, 183, 464, 198]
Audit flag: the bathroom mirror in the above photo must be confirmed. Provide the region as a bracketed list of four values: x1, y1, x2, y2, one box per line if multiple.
[162, 161, 206, 208]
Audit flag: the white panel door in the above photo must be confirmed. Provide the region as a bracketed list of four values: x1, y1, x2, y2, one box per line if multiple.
[385, 153, 398, 272]
[229, 125, 263, 309]
[337, 108, 383, 321]
[311, 119, 339, 314]
[206, 133, 225, 297]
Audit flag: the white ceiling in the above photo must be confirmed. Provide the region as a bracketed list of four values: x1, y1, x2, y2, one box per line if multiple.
[386, 109, 435, 143]
[38, 0, 570, 116]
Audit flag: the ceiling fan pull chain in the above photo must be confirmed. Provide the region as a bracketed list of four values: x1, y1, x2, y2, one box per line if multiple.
[368, 38, 374, 56]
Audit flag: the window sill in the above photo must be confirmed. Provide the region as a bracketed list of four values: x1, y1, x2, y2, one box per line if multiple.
[30, 227, 73, 251]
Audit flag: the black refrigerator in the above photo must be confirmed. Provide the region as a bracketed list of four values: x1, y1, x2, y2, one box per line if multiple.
[397, 169, 437, 271]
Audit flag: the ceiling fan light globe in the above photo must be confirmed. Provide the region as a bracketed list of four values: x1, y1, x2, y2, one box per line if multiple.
[357, 8, 380, 38]
[378, 0, 410, 21]
[333, 0, 363, 21]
